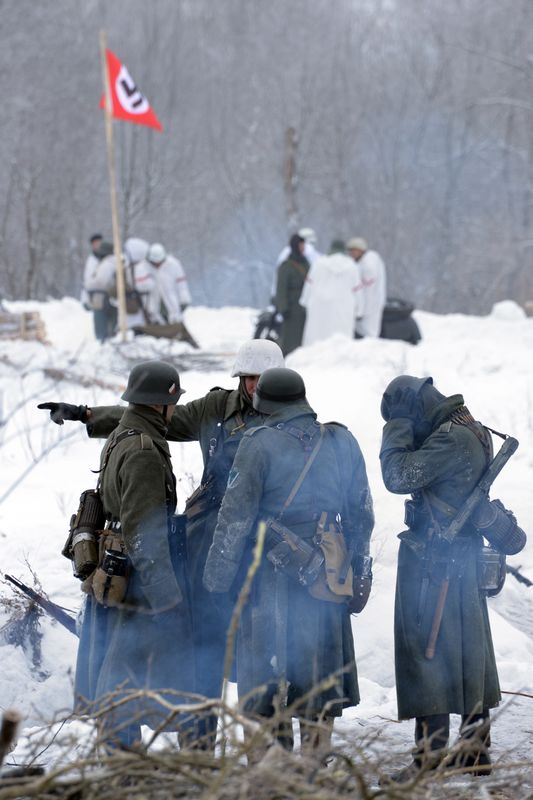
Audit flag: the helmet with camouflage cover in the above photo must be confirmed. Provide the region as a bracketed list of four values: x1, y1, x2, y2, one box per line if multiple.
[253, 367, 306, 414]
[231, 339, 284, 377]
[122, 361, 185, 405]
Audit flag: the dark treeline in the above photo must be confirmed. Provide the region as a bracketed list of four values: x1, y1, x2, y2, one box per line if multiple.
[1, 0, 531, 312]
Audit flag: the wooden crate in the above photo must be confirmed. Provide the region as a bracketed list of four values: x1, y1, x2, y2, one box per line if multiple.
[0, 310, 48, 342]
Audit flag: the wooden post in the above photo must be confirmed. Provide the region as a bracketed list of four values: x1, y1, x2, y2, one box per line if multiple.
[99, 30, 128, 341]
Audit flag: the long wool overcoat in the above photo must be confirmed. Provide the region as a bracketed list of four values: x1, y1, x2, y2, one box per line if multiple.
[379, 394, 501, 720]
[203, 400, 374, 719]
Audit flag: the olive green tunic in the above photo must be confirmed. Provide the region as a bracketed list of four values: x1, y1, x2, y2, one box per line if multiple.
[379, 395, 501, 720]
[204, 401, 374, 719]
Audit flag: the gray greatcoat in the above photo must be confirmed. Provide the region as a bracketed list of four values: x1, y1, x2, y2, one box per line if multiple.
[380, 393, 501, 720]
[75, 405, 193, 733]
[203, 401, 374, 719]
[87, 388, 269, 707]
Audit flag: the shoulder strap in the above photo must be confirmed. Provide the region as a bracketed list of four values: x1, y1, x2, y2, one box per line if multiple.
[279, 424, 325, 514]
[93, 428, 144, 481]
[288, 259, 308, 279]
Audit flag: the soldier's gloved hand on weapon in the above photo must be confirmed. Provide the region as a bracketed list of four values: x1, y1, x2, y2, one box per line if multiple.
[37, 402, 88, 425]
[383, 387, 419, 421]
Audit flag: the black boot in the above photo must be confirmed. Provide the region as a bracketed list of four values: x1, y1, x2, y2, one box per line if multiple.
[382, 715, 450, 785]
[454, 710, 492, 776]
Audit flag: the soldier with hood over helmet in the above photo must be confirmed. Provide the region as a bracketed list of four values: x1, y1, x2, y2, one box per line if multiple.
[274, 233, 310, 355]
[379, 375, 526, 783]
[37, 339, 285, 748]
[204, 367, 374, 755]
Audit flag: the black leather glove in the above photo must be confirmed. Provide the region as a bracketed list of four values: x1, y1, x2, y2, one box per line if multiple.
[384, 387, 419, 421]
[37, 402, 88, 425]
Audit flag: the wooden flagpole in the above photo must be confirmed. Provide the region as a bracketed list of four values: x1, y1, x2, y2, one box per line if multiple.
[99, 30, 128, 341]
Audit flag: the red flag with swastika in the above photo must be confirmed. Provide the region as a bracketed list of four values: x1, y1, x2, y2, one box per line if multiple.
[99, 49, 163, 132]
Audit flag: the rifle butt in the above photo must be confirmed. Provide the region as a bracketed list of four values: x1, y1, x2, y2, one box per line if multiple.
[425, 578, 449, 660]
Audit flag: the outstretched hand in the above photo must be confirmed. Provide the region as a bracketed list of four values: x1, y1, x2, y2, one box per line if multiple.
[37, 402, 88, 426]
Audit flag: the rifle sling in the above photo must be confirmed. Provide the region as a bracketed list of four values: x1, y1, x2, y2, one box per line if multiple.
[280, 424, 325, 513]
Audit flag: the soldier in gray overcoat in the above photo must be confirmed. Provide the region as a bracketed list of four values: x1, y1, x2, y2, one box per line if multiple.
[74, 361, 193, 748]
[203, 367, 374, 753]
[379, 375, 506, 781]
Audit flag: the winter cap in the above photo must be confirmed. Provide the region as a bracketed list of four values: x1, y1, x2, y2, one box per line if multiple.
[347, 237, 368, 252]
[231, 339, 284, 377]
[147, 242, 167, 264]
[298, 227, 317, 245]
[89, 233, 103, 244]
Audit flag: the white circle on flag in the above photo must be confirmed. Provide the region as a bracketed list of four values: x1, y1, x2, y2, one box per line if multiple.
[115, 65, 150, 115]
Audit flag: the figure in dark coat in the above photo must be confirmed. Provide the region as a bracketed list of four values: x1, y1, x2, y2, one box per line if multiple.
[204, 367, 374, 753]
[274, 234, 310, 355]
[75, 362, 192, 748]
[379, 375, 503, 780]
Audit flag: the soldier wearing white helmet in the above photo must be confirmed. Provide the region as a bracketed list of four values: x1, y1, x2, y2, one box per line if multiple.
[135, 242, 192, 325]
[37, 339, 284, 748]
[347, 237, 387, 338]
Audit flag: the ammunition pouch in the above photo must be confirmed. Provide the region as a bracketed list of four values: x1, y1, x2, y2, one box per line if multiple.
[265, 522, 325, 587]
[471, 498, 526, 555]
[477, 545, 506, 596]
[64, 489, 106, 580]
[91, 527, 130, 607]
[404, 499, 429, 533]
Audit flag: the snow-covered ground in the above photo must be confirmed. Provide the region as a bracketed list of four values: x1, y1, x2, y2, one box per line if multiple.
[0, 298, 532, 772]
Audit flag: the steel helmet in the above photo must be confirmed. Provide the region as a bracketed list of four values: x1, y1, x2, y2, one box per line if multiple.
[253, 367, 306, 414]
[298, 227, 317, 245]
[121, 361, 185, 405]
[231, 339, 284, 377]
[147, 242, 167, 264]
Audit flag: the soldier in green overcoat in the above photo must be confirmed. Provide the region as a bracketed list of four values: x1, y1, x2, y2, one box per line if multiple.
[274, 234, 310, 355]
[74, 361, 193, 748]
[379, 375, 504, 781]
[203, 368, 374, 753]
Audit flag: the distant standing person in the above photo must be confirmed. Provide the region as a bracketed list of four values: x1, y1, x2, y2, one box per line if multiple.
[141, 243, 192, 325]
[300, 239, 364, 346]
[82, 239, 117, 342]
[81, 234, 103, 310]
[347, 238, 387, 338]
[274, 233, 309, 355]
[272, 227, 321, 298]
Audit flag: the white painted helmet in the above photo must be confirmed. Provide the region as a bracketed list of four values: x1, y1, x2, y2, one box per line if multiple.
[231, 339, 285, 377]
[147, 242, 167, 264]
[124, 237, 149, 265]
[298, 227, 317, 245]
